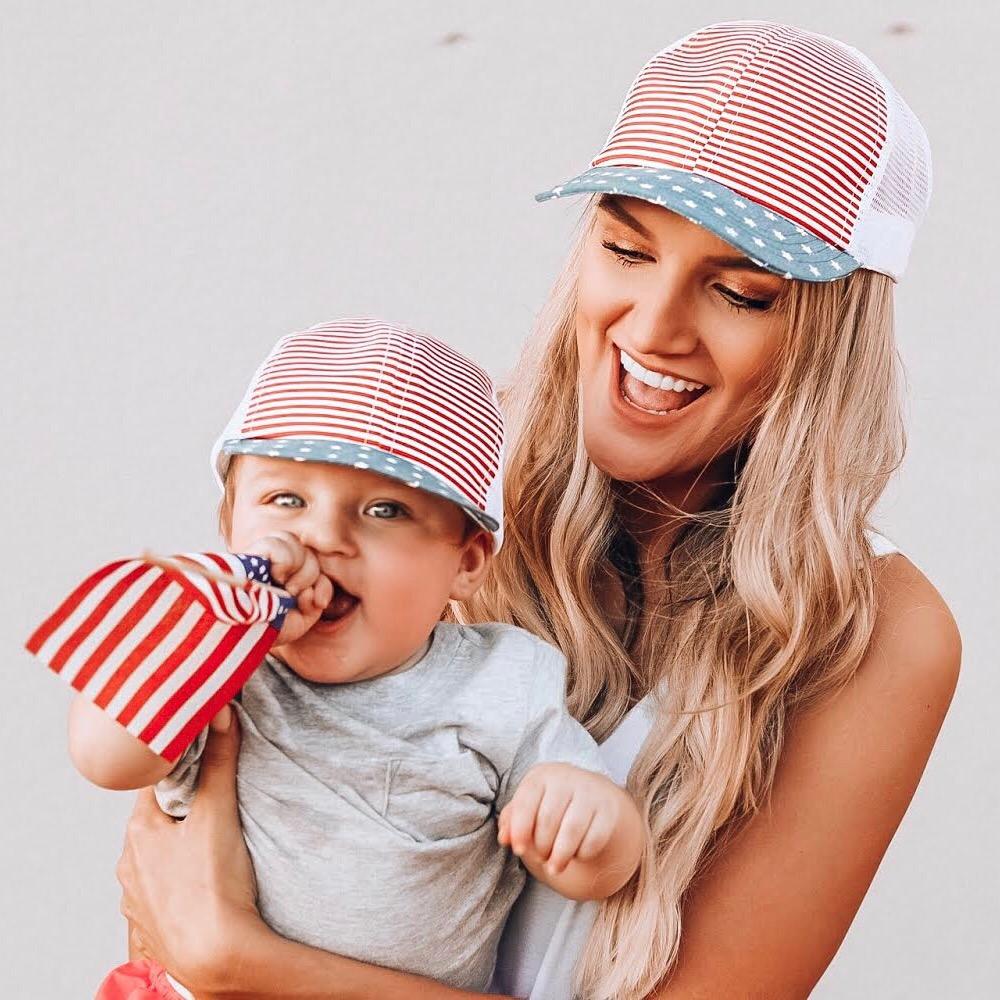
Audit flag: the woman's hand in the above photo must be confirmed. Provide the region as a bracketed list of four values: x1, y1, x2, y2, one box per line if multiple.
[117, 705, 263, 993]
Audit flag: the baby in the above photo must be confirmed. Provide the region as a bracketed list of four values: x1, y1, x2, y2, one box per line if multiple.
[67, 318, 644, 997]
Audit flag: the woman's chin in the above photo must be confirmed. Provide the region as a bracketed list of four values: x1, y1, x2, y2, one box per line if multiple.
[582, 430, 682, 484]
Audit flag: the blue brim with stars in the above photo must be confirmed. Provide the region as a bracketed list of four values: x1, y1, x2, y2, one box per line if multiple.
[536, 166, 861, 282]
[219, 438, 500, 536]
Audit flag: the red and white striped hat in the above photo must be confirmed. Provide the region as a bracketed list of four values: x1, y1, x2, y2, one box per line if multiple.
[537, 20, 932, 282]
[211, 319, 506, 548]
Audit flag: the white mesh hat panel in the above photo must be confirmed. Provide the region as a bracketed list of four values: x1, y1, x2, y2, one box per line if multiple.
[846, 45, 933, 279]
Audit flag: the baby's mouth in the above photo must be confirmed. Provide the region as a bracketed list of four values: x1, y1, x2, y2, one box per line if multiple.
[320, 582, 360, 622]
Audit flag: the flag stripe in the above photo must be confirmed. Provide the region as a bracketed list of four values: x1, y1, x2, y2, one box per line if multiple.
[158, 627, 277, 761]
[92, 589, 190, 709]
[103, 601, 209, 719]
[27, 552, 289, 763]
[117, 612, 219, 728]
[50, 563, 156, 676]
[25, 558, 130, 656]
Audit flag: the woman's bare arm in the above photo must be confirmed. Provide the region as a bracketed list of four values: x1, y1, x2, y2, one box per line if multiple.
[191, 922, 505, 1000]
[652, 554, 961, 999]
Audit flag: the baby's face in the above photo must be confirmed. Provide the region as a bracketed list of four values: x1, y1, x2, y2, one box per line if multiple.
[227, 455, 491, 683]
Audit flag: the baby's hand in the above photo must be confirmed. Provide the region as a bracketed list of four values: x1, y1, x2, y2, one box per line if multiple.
[242, 532, 333, 644]
[498, 763, 631, 878]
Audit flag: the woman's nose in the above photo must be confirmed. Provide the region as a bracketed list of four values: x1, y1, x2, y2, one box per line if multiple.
[628, 273, 701, 358]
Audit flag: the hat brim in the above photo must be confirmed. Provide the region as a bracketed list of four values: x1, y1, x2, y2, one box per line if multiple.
[218, 437, 500, 536]
[536, 166, 860, 283]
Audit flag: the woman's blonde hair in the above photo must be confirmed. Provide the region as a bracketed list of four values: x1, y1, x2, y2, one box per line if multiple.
[454, 200, 903, 998]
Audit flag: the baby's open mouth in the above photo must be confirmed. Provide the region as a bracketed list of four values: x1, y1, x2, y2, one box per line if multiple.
[320, 582, 360, 622]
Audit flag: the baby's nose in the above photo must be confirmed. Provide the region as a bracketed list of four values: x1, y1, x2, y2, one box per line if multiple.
[298, 511, 358, 557]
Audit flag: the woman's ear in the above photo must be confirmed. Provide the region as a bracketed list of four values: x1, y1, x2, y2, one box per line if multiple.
[449, 530, 494, 601]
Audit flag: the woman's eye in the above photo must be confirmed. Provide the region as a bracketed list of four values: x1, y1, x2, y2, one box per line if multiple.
[716, 285, 774, 313]
[268, 493, 305, 508]
[365, 500, 407, 520]
[601, 240, 653, 269]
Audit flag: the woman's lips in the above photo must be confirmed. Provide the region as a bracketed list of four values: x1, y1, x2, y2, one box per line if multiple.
[620, 370, 708, 413]
[611, 357, 711, 424]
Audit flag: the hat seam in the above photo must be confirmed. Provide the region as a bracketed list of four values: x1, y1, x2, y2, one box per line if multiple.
[696, 22, 792, 179]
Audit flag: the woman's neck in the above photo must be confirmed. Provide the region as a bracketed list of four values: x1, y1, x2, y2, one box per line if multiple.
[616, 456, 735, 577]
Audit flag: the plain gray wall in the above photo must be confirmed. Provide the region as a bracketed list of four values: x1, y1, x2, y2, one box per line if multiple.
[3, 2, 996, 996]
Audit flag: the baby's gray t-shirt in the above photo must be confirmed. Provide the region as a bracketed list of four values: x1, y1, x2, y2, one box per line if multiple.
[156, 621, 604, 991]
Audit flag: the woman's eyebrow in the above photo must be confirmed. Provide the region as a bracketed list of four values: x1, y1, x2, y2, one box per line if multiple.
[598, 197, 655, 240]
[703, 254, 775, 275]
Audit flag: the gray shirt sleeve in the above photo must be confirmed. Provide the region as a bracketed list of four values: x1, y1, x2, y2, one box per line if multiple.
[154, 727, 208, 818]
[495, 642, 606, 813]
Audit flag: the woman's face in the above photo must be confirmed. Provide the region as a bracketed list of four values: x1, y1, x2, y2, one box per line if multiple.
[576, 196, 788, 489]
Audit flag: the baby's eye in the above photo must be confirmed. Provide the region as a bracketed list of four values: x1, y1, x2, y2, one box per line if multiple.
[365, 500, 407, 520]
[268, 493, 305, 509]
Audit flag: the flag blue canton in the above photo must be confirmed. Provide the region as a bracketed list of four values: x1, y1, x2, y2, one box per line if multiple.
[235, 554, 296, 629]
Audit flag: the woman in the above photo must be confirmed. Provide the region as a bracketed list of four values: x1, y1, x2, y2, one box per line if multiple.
[116, 21, 960, 1000]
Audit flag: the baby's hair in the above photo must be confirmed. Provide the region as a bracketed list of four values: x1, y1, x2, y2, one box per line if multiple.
[217, 456, 240, 544]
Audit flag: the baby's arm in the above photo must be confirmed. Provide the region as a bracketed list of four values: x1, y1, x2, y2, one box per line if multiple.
[498, 762, 644, 901]
[67, 534, 330, 792]
[68, 694, 175, 790]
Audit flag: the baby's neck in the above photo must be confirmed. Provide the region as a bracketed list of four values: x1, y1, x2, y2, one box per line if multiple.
[381, 634, 433, 678]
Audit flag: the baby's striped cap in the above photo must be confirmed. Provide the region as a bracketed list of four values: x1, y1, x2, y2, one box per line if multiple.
[211, 318, 506, 548]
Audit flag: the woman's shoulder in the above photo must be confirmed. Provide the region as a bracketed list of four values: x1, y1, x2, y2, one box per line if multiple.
[858, 543, 961, 708]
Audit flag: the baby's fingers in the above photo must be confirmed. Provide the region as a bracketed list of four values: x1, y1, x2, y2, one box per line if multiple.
[311, 574, 334, 612]
[246, 532, 305, 587]
[505, 782, 544, 857]
[282, 546, 321, 596]
[547, 800, 596, 875]
[531, 783, 572, 861]
[575, 811, 615, 862]
[296, 575, 333, 617]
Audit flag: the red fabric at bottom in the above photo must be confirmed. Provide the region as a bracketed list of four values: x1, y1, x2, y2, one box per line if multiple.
[95, 959, 186, 1000]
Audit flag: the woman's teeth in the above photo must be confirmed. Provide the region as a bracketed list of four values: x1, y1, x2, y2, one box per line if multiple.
[619, 350, 705, 391]
[619, 349, 709, 414]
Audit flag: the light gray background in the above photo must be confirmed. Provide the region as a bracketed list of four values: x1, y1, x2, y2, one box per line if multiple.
[2, 2, 996, 997]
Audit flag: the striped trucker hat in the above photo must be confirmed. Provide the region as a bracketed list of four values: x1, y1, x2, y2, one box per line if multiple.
[537, 20, 932, 282]
[211, 318, 506, 548]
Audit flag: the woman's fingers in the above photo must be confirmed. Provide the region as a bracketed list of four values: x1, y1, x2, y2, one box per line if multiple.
[187, 706, 242, 822]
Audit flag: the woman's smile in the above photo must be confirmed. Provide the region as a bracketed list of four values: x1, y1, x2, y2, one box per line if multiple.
[616, 345, 711, 417]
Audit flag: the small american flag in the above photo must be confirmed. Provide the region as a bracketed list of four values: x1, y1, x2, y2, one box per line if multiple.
[25, 552, 294, 762]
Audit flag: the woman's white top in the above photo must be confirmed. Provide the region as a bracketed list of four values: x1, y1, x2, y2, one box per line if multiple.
[491, 529, 902, 999]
